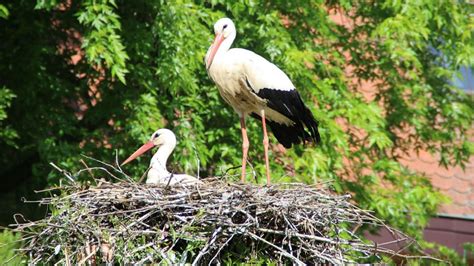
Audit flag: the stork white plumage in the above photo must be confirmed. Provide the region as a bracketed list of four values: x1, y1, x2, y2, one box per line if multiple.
[205, 18, 320, 184]
[121, 129, 202, 186]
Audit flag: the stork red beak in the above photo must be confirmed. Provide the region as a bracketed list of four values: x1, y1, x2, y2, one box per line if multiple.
[206, 33, 224, 69]
[121, 141, 155, 166]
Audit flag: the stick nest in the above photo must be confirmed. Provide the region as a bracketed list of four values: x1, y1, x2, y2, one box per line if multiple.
[13, 173, 420, 264]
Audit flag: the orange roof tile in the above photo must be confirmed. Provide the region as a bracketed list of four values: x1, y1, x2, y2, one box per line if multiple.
[401, 151, 474, 216]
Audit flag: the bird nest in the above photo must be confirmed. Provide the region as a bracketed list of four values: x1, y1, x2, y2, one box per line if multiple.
[11, 163, 433, 264]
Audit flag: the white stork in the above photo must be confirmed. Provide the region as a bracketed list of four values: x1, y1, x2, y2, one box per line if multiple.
[205, 18, 320, 184]
[121, 128, 202, 185]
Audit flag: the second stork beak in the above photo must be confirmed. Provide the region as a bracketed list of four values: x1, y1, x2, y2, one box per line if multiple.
[206, 33, 224, 70]
[121, 141, 155, 166]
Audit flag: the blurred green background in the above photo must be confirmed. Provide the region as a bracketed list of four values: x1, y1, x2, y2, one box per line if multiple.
[0, 0, 473, 263]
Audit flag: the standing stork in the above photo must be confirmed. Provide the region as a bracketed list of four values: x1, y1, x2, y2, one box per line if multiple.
[205, 18, 320, 184]
[121, 128, 202, 186]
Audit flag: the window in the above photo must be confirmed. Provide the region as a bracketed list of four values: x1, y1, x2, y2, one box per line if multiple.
[452, 65, 473, 93]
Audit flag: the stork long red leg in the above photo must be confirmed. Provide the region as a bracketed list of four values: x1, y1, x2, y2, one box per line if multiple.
[260, 109, 271, 185]
[240, 116, 249, 183]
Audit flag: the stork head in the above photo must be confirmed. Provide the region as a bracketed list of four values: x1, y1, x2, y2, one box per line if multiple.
[205, 18, 236, 70]
[121, 128, 176, 166]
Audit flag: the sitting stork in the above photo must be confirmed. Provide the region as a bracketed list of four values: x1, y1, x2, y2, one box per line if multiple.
[205, 18, 321, 184]
[121, 129, 202, 186]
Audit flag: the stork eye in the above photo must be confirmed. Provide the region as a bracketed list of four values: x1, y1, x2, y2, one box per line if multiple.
[223, 24, 228, 29]
[153, 133, 160, 139]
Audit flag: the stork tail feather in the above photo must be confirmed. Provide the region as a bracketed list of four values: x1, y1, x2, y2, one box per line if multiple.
[253, 88, 321, 148]
[251, 111, 320, 148]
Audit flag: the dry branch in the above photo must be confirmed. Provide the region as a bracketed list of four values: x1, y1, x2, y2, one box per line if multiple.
[11, 163, 439, 264]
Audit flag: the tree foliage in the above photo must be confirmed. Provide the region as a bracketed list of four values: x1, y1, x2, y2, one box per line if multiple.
[0, 0, 473, 261]
[0, 229, 24, 265]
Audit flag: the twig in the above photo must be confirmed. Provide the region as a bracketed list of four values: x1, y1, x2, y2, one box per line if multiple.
[138, 166, 151, 183]
[192, 227, 223, 266]
[78, 247, 98, 265]
[80, 159, 95, 179]
[49, 162, 75, 183]
[191, 143, 201, 179]
[247, 231, 305, 265]
[81, 155, 133, 182]
[209, 232, 235, 264]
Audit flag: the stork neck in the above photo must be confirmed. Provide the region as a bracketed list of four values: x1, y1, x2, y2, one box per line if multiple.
[214, 33, 235, 60]
[150, 143, 174, 175]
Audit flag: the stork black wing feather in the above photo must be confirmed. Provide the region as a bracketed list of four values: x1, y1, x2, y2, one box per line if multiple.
[253, 88, 321, 148]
